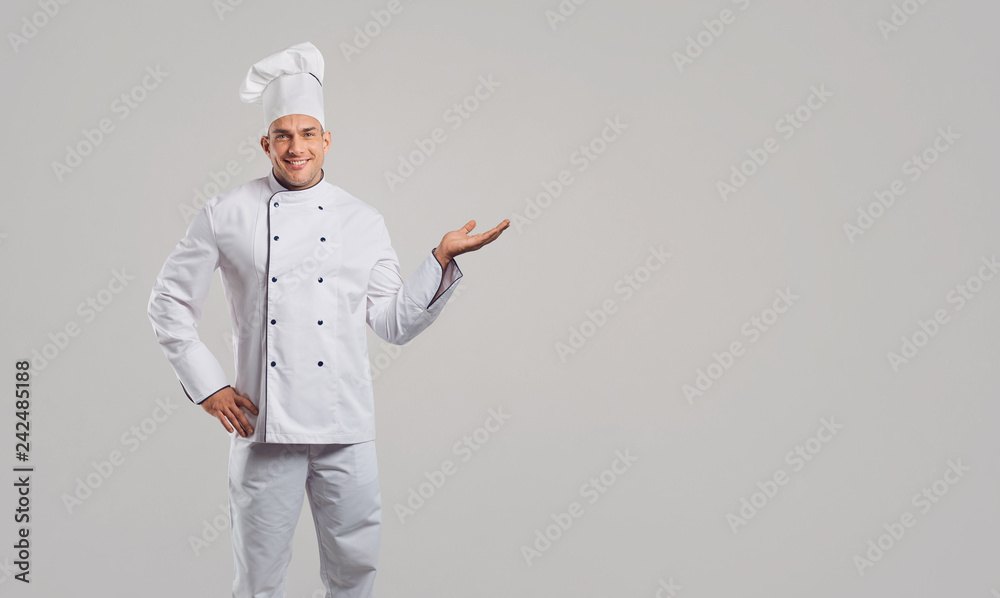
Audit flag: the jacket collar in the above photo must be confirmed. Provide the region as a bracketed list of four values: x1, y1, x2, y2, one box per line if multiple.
[267, 168, 328, 204]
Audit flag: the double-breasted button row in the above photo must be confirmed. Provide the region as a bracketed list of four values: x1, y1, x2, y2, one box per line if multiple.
[267, 218, 331, 368]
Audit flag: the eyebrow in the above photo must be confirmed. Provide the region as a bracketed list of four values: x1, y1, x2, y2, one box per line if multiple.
[271, 126, 318, 134]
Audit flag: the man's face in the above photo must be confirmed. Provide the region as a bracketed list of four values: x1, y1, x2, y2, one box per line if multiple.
[261, 114, 331, 190]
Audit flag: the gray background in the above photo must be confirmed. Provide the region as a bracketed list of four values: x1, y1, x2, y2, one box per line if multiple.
[1, 0, 998, 596]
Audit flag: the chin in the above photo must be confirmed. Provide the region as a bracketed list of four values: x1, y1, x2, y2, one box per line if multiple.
[296, 172, 318, 185]
[280, 169, 315, 186]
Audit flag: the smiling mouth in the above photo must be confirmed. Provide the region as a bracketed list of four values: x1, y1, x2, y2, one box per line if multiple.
[285, 158, 309, 167]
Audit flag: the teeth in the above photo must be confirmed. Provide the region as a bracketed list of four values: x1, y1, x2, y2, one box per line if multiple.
[288, 159, 307, 165]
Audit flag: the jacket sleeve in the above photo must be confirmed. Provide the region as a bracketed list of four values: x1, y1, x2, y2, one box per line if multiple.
[366, 216, 463, 345]
[146, 202, 231, 404]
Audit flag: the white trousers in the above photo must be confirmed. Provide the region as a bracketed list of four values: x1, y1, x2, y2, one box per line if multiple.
[228, 435, 381, 598]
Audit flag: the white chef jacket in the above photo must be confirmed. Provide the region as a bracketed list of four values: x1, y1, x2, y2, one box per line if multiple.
[147, 169, 462, 444]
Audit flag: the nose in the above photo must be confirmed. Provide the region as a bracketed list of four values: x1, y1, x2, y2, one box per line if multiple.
[287, 133, 305, 155]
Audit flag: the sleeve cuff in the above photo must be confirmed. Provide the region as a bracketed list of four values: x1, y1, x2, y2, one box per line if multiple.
[429, 249, 463, 308]
[402, 249, 463, 310]
[174, 345, 231, 404]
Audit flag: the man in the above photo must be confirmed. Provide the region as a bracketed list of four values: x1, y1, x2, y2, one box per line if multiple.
[146, 41, 508, 597]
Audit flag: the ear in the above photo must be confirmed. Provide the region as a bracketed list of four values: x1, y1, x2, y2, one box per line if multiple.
[260, 135, 270, 155]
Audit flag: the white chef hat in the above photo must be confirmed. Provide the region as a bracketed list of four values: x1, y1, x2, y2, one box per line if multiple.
[239, 41, 325, 131]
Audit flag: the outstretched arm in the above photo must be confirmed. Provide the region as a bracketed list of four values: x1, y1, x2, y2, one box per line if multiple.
[366, 217, 509, 344]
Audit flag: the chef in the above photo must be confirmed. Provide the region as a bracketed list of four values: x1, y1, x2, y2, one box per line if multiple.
[146, 41, 508, 598]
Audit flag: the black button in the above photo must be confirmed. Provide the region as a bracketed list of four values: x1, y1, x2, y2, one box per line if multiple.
[273, 235, 279, 241]
[320, 237, 326, 242]
[317, 320, 323, 325]
[270, 319, 276, 324]
[272, 276, 277, 282]
[273, 201, 278, 207]
[318, 277, 323, 283]
[318, 206, 323, 210]
[317, 361, 324, 366]
[270, 361, 276, 367]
